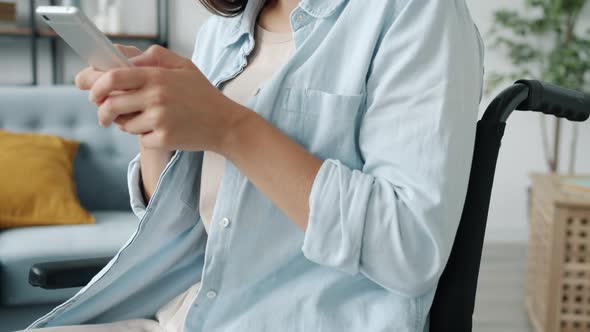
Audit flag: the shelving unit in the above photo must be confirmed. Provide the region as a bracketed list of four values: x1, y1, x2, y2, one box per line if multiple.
[0, 0, 169, 85]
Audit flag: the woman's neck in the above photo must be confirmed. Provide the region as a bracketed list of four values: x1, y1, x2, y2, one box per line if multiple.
[257, 0, 300, 33]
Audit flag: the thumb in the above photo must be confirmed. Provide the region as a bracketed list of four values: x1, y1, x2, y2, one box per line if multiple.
[130, 45, 189, 69]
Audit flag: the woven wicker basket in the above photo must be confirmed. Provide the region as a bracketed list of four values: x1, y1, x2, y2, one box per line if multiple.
[527, 174, 590, 332]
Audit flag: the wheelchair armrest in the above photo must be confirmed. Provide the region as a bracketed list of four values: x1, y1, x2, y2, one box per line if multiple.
[516, 79, 590, 121]
[29, 257, 113, 289]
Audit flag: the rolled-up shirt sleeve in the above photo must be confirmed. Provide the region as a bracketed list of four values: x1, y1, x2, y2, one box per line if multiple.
[302, 0, 485, 298]
[127, 153, 147, 220]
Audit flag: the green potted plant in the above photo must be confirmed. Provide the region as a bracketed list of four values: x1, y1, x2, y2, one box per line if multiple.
[488, 0, 590, 174]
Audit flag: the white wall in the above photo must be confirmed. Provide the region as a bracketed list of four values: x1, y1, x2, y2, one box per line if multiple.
[1, 0, 589, 242]
[466, 0, 590, 242]
[168, 0, 209, 57]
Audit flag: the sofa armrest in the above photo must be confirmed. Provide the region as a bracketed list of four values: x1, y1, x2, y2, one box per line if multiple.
[29, 257, 112, 289]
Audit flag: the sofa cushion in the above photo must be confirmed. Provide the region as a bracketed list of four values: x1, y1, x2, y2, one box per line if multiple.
[0, 131, 95, 229]
[0, 211, 138, 306]
[0, 87, 138, 211]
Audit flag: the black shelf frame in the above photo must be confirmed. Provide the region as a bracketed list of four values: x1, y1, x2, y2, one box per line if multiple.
[1, 0, 169, 85]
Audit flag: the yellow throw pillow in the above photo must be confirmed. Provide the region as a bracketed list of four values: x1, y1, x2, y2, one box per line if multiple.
[0, 130, 95, 229]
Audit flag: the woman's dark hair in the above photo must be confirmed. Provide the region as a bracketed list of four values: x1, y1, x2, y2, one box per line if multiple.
[199, 0, 249, 17]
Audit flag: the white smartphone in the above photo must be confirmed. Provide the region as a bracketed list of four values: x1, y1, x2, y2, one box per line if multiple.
[36, 6, 132, 71]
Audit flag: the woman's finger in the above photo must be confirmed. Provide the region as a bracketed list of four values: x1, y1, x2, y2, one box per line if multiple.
[75, 67, 104, 90]
[76, 45, 144, 92]
[97, 90, 148, 127]
[116, 111, 155, 135]
[113, 112, 138, 126]
[131, 45, 189, 69]
[90, 68, 150, 104]
[114, 44, 143, 58]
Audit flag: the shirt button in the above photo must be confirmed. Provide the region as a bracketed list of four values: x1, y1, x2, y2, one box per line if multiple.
[220, 217, 231, 228]
[206, 290, 217, 299]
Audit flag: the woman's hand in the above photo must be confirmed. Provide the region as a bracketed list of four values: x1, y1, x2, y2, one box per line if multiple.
[78, 45, 248, 154]
[77, 45, 321, 228]
[76, 44, 191, 203]
[75, 44, 142, 90]
[76, 44, 147, 132]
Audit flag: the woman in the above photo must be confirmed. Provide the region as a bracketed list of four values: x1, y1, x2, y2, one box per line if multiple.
[25, 0, 484, 331]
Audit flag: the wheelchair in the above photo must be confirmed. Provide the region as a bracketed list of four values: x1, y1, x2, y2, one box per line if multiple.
[28, 80, 590, 332]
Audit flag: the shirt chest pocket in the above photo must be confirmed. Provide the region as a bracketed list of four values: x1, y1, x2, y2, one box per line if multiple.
[271, 88, 366, 164]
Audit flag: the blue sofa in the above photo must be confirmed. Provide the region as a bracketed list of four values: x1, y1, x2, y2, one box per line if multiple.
[0, 87, 139, 331]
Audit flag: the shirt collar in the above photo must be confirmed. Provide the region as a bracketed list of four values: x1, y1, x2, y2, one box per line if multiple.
[220, 0, 347, 48]
[299, 0, 347, 18]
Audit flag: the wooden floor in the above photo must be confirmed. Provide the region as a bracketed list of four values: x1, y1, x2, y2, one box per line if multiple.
[475, 243, 534, 332]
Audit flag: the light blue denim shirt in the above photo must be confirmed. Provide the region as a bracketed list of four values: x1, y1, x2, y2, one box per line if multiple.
[28, 0, 484, 331]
